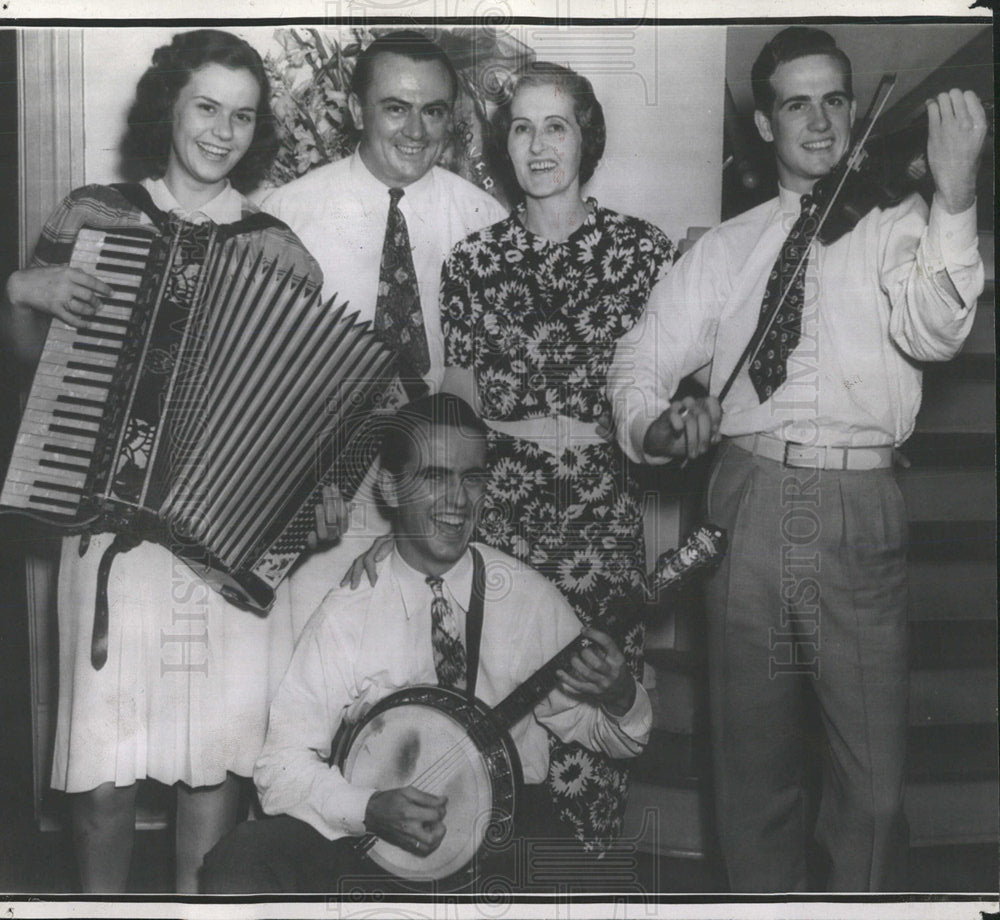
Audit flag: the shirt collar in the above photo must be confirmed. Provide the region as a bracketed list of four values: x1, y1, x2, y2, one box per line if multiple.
[349, 149, 436, 211]
[389, 546, 474, 621]
[142, 177, 243, 224]
[777, 184, 810, 215]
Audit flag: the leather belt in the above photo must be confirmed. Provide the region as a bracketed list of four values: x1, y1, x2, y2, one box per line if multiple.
[729, 433, 894, 471]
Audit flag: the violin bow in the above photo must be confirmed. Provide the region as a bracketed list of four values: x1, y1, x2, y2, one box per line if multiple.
[716, 75, 899, 405]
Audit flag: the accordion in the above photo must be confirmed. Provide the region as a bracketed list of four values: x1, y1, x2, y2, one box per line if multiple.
[1, 216, 399, 635]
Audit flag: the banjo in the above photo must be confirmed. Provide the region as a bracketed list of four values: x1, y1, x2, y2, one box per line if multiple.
[331, 524, 728, 888]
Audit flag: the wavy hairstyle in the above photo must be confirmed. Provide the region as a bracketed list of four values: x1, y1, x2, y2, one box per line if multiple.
[349, 30, 459, 104]
[751, 27, 853, 115]
[120, 29, 278, 192]
[490, 61, 606, 199]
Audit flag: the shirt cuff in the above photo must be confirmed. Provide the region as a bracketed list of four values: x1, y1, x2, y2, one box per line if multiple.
[926, 195, 980, 272]
[601, 682, 653, 741]
[322, 782, 377, 837]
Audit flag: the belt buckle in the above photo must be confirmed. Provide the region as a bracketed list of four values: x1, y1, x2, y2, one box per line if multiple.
[783, 441, 822, 468]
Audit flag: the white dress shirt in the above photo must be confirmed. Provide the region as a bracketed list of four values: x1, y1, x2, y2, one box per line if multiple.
[609, 188, 983, 460]
[254, 544, 651, 841]
[256, 152, 507, 391]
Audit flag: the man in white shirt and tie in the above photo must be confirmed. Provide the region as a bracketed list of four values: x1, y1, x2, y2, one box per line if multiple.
[202, 393, 651, 893]
[608, 27, 986, 892]
[257, 30, 507, 628]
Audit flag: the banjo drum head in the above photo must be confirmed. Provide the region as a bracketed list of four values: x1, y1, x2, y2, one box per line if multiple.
[342, 698, 497, 882]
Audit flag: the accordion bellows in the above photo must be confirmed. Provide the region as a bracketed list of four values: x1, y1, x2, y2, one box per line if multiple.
[1, 222, 398, 613]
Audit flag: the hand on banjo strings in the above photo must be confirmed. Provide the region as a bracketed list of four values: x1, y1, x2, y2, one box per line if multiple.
[5, 265, 113, 328]
[556, 628, 637, 718]
[364, 786, 449, 857]
[306, 484, 349, 551]
[642, 395, 722, 462]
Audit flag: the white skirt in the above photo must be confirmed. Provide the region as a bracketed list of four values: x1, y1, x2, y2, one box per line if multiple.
[51, 533, 295, 793]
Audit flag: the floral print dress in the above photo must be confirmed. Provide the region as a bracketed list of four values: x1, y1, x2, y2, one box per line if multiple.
[441, 202, 674, 850]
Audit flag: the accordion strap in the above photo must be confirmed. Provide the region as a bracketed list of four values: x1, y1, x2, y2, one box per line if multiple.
[90, 533, 140, 670]
[109, 181, 286, 237]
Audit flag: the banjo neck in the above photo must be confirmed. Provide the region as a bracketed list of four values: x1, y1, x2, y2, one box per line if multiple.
[490, 524, 727, 732]
[491, 635, 592, 730]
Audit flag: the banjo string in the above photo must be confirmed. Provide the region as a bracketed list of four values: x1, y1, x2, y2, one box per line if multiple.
[406, 730, 484, 795]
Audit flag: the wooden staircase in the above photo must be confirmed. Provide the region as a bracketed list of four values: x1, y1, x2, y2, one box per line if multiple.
[899, 230, 997, 852]
[623, 232, 997, 890]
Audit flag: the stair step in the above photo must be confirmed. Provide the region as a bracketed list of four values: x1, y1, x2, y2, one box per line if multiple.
[908, 520, 995, 563]
[645, 667, 707, 735]
[911, 619, 997, 670]
[909, 667, 998, 726]
[907, 723, 999, 783]
[961, 290, 995, 354]
[922, 352, 996, 383]
[625, 773, 1000, 857]
[898, 466, 996, 522]
[979, 233, 994, 283]
[900, 431, 995, 469]
[915, 377, 994, 433]
[906, 842, 999, 888]
[634, 724, 998, 790]
[906, 779, 999, 847]
[623, 781, 708, 858]
[632, 730, 707, 789]
[908, 560, 997, 621]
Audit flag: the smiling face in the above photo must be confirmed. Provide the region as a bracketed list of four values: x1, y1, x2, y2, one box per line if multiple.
[507, 82, 584, 202]
[348, 52, 454, 188]
[383, 421, 488, 576]
[165, 62, 259, 204]
[754, 53, 856, 194]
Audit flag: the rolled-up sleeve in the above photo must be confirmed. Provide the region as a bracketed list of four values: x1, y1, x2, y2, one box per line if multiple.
[528, 588, 652, 757]
[885, 194, 982, 362]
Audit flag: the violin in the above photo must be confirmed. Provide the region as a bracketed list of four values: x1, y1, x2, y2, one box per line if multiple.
[717, 74, 987, 403]
[811, 75, 992, 245]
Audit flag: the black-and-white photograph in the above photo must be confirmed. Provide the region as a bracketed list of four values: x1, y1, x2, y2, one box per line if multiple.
[0, 4, 994, 917]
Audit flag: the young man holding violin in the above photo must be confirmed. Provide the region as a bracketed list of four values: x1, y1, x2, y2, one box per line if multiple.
[609, 27, 986, 891]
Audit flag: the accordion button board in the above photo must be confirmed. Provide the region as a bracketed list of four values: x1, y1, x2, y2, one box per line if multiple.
[2, 222, 400, 613]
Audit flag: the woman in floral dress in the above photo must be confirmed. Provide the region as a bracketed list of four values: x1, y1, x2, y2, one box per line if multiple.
[440, 62, 675, 850]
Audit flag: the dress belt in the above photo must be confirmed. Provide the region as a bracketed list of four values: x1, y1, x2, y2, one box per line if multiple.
[485, 415, 604, 457]
[728, 433, 894, 470]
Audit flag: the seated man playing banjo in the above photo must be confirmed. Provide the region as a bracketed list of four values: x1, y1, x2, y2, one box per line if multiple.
[202, 393, 652, 894]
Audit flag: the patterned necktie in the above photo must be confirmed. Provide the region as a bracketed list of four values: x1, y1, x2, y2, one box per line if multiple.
[426, 575, 466, 691]
[748, 194, 820, 403]
[374, 187, 431, 378]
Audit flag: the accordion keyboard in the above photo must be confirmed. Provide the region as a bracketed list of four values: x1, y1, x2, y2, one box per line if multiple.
[1, 227, 156, 519]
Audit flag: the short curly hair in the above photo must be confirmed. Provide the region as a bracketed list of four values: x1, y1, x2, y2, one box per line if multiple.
[120, 29, 278, 193]
[491, 62, 606, 197]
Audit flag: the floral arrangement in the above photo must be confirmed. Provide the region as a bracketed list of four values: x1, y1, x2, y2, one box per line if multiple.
[263, 26, 534, 204]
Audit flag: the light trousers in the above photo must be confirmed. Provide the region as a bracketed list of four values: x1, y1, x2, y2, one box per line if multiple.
[704, 440, 909, 892]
